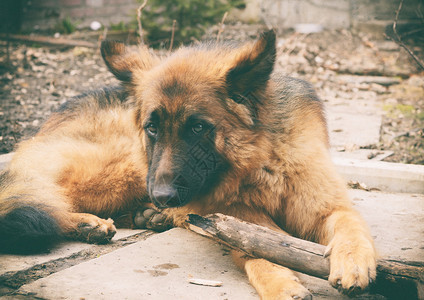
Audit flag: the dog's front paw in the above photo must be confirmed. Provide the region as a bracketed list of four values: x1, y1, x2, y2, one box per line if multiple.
[133, 206, 172, 232]
[273, 281, 312, 300]
[325, 235, 376, 295]
[74, 215, 116, 244]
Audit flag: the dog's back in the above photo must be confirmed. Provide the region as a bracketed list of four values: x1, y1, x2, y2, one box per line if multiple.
[0, 86, 144, 253]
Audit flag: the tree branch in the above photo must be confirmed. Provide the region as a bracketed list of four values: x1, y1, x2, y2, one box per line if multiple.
[216, 11, 228, 42]
[137, 0, 148, 44]
[0, 33, 96, 48]
[387, 0, 424, 70]
[187, 213, 424, 299]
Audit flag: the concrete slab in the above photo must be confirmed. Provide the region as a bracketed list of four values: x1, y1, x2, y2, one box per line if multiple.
[336, 75, 401, 87]
[260, 0, 351, 30]
[0, 229, 145, 276]
[3, 189, 421, 300]
[16, 228, 258, 300]
[327, 109, 382, 148]
[330, 149, 394, 161]
[335, 157, 424, 194]
[350, 189, 424, 262]
[324, 88, 383, 150]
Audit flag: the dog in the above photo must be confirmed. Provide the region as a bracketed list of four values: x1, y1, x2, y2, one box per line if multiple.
[0, 30, 376, 299]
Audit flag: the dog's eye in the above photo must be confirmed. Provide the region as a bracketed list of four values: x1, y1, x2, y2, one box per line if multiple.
[146, 123, 158, 136]
[192, 123, 204, 134]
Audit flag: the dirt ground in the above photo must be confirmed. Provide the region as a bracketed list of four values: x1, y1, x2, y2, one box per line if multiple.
[0, 25, 423, 164]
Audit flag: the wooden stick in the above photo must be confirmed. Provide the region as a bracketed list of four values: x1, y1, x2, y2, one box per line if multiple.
[0, 33, 96, 48]
[187, 213, 424, 298]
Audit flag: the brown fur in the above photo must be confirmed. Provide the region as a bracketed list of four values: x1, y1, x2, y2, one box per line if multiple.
[0, 31, 376, 298]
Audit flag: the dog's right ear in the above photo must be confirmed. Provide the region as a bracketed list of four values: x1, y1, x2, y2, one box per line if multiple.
[101, 41, 155, 83]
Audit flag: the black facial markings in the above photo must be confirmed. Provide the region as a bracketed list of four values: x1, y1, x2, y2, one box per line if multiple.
[143, 109, 162, 140]
[144, 108, 228, 208]
[182, 114, 215, 142]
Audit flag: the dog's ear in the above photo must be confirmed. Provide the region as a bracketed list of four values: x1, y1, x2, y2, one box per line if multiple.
[101, 41, 155, 83]
[226, 30, 276, 101]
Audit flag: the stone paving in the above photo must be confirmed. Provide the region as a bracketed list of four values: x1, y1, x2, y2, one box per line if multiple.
[1, 189, 422, 300]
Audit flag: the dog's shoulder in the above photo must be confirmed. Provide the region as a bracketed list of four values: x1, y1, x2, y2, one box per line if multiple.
[265, 72, 328, 145]
[56, 85, 130, 114]
[272, 73, 321, 106]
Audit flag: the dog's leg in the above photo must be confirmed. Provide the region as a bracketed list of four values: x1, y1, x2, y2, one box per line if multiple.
[287, 191, 376, 296]
[60, 212, 117, 244]
[131, 203, 173, 231]
[320, 208, 376, 295]
[232, 251, 312, 300]
[224, 210, 312, 300]
[282, 151, 377, 295]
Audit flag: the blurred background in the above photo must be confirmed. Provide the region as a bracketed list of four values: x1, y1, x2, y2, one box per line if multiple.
[1, 0, 423, 45]
[0, 0, 423, 165]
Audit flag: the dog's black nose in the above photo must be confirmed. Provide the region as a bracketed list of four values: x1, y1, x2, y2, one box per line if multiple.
[152, 185, 179, 208]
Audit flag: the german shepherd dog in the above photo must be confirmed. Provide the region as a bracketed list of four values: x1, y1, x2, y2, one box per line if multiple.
[0, 30, 376, 299]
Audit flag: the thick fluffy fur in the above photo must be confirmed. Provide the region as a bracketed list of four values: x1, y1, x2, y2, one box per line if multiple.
[0, 31, 376, 298]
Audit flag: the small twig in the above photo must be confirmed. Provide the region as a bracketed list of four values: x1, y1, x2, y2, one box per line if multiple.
[393, 0, 403, 35]
[102, 26, 108, 41]
[417, 0, 424, 23]
[169, 20, 176, 53]
[385, 33, 424, 70]
[188, 278, 223, 287]
[216, 11, 228, 42]
[97, 27, 108, 53]
[390, 127, 424, 141]
[137, 0, 148, 44]
[388, 0, 424, 70]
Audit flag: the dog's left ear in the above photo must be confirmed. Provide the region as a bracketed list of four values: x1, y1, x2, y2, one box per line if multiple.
[226, 30, 276, 101]
[101, 41, 155, 83]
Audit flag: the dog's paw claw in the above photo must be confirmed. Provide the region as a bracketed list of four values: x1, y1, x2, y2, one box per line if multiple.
[75, 217, 116, 244]
[133, 207, 172, 232]
[327, 236, 376, 295]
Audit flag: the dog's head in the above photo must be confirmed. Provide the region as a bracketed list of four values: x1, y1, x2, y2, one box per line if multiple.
[101, 30, 276, 208]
